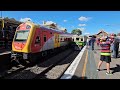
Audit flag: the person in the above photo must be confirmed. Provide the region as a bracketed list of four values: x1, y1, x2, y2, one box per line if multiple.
[86, 37, 91, 49]
[96, 38, 100, 46]
[96, 37, 113, 75]
[91, 35, 96, 50]
[112, 36, 119, 58]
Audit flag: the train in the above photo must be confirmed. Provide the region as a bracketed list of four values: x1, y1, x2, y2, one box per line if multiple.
[10, 21, 88, 65]
[11, 21, 73, 64]
[71, 35, 87, 50]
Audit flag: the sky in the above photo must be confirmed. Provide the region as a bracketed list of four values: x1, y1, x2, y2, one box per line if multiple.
[1, 11, 120, 35]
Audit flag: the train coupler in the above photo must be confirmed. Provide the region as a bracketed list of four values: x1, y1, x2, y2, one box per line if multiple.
[11, 54, 21, 64]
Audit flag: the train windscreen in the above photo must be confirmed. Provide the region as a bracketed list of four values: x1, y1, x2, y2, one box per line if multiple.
[14, 30, 29, 41]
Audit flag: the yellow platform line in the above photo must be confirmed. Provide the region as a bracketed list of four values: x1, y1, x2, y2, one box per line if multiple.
[81, 50, 88, 79]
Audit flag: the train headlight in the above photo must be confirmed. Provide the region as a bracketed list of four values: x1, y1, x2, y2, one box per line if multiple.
[23, 53, 28, 59]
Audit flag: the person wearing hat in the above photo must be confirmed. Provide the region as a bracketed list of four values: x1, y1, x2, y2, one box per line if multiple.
[112, 35, 119, 58]
[96, 36, 113, 75]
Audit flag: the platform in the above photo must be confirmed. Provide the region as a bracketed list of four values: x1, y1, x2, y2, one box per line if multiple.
[61, 43, 120, 79]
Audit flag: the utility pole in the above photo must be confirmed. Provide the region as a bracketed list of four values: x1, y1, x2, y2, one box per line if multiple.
[1, 11, 4, 38]
[1, 11, 2, 18]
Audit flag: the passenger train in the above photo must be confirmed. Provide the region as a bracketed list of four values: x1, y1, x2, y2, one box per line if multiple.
[11, 21, 73, 64]
[72, 35, 87, 50]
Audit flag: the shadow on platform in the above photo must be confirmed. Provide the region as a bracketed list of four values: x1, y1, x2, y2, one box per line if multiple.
[111, 64, 120, 74]
[72, 75, 87, 79]
[97, 64, 120, 74]
[59, 74, 88, 79]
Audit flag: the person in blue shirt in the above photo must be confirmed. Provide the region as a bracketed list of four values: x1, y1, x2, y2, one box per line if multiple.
[91, 35, 96, 50]
[112, 37, 119, 58]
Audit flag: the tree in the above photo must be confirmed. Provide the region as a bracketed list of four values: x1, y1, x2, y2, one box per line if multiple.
[71, 29, 82, 35]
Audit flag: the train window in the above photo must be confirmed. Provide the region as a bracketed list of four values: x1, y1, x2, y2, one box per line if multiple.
[0, 20, 2, 24]
[81, 38, 83, 41]
[14, 30, 29, 41]
[44, 35, 46, 42]
[55, 35, 57, 43]
[64, 38, 67, 41]
[76, 38, 79, 41]
[73, 39, 74, 41]
[68, 38, 70, 41]
[35, 36, 40, 44]
[26, 25, 31, 29]
[61, 38, 62, 41]
[58, 35, 59, 42]
[58, 38, 59, 42]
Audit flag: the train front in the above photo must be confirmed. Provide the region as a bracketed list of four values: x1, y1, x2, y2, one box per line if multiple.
[11, 21, 34, 62]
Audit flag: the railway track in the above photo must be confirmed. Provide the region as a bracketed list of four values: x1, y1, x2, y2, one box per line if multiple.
[34, 50, 79, 79]
[0, 48, 65, 79]
[0, 47, 80, 79]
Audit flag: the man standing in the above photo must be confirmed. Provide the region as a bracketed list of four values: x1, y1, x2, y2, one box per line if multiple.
[112, 37, 119, 58]
[91, 35, 96, 50]
[97, 37, 113, 75]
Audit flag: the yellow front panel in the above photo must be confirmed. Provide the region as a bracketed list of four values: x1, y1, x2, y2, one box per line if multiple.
[12, 22, 36, 53]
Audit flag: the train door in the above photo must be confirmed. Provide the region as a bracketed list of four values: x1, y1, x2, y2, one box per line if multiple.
[57, 34, 60, 47]
[54, 33, 60, 48]
[31, 28, 41, 53]
[41, 31, 48, 51]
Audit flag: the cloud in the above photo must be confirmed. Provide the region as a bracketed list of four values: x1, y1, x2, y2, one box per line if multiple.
[57, 25, 66, 30]
[107, 29, 119, 34]
[63, 20, 67, 22]
[78, 24, 86, 27]
[71, 26, 75, 28]
[105, 24, 120, 26]
[84, 32, 90, 36]
[60, 27, 66, 30]
[105, 24, 111, 26]
[78, 16, 91, 21]
[77, 28, 85, 31]
[84, 32, 90, 35]
[20, 18, 32, 22]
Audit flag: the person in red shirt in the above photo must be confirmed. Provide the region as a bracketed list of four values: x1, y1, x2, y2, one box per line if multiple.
[96, 37, 113, 75]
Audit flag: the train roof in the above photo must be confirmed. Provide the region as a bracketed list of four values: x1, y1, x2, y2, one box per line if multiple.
[23, 21, 71, 34]
[72, 35, 86, 37]
[40, 25, 65, 33]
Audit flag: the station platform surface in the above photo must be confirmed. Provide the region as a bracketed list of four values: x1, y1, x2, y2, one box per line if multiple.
[61, 44, 120, 79]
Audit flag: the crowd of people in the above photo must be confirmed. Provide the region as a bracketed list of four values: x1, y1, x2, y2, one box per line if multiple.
[87, 34, 120, 75]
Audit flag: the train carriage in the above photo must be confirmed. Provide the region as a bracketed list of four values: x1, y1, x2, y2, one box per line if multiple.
[11, 21, 73, 64]
[72, 35, 87, 50]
